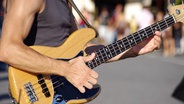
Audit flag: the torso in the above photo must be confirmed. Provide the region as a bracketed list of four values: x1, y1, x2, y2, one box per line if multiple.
[24, 0, 78, 46]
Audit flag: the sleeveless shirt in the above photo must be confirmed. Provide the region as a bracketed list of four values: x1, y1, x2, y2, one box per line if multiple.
[24, 0, 78, 46]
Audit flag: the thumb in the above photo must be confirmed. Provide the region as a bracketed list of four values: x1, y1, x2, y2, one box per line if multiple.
[83, 53, 95, 62]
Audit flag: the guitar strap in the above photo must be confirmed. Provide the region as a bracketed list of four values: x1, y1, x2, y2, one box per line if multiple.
[67, 0, 99, 37]
[4, 0, 8, 13]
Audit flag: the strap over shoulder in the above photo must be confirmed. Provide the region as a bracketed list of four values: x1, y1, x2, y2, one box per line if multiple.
[1, 0, 8, 14]
[67, 0, 99, 37]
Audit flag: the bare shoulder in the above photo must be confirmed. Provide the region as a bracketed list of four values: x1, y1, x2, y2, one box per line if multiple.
[4, 0, 45, 14]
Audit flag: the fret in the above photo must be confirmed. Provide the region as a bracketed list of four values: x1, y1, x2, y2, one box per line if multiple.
[159, 20, 165, 30]
[127, 35, 136, 47]
[136, 31, 142, 42]
[132, 34, 137, 44]
[126, 36, 131, 47]
[118, 39, 126, 50]
[112, 42, 121, 55]
[97, 50, 105, 63]
[111, 44, 118, 56]
[166, 15, 175, 26]
[151, 23, 159, 32]
[109, 44, 117, 56]
[121, 39, 126, 50]
[88, 62, 93, 69]
[116, 41, 123, 54]
[90, 62, 94, 69]
[170, 15, 175, 24]
[143, 28, 149, 38]
[91, 62, 96, 69]
[133, 33, 142, 44]
[92, 58, 97, 67]
[102, 48, 109, 61]
[87, 61, 94, 69]
[164, 18, 169, 28]
[96, 48, 107, 64]
[149, 25, 154, 36]
[122, 38, 130, 49]
[117, 40, 126, 52]
[145, 26, 153, 37]
[137, 29, 147, 40]
[171, 16, 175, 24]
[95, 51, 102, 62]
[94, 56, 100, 66]
[107, 45, 114, 57]
[96, 56, 102, 65]
[104, 47, 112, 59]
[157, 22, 162, 31]
[115, 42, 121, 52]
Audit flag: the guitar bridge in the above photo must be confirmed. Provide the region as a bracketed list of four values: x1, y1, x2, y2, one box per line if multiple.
[24, 82, 38, 103]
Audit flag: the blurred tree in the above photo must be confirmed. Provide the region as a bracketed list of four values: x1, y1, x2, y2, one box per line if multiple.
[175, 0, 183, 5]
[170, 0, 184, 5]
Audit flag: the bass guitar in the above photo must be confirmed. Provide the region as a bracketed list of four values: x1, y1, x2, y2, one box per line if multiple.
[8, 4, 184, 104]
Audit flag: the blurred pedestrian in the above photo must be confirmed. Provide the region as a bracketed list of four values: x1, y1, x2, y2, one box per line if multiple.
[98, 6, 110, 44]
[137, 6, 154, 29]
[155, 11, 175, 57]
[181, 26, 184, 54]
[129, 15, 138, 34]
[172, 22, 183, 55]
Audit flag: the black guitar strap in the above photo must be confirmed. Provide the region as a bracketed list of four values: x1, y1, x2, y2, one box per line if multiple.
[67, 0, 99, 37]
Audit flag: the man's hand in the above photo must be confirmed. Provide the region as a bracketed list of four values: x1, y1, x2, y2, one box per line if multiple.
[130, 31, 162, 56]
[64, 53, 98, 93]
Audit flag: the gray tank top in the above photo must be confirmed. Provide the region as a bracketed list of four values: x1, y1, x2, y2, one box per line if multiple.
[24, 0, 78, 46]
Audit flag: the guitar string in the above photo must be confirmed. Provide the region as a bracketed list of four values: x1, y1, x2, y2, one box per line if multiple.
[28, 14, 176, 95]
[34, 79, 65, 100]
[83, 15, 174, 69]
[24, 13, 183, 101]
[86, 15, 175, 68]
[23, 76, 65, 102]
[26, 78, 65, 103]
[25, 81, 63, 103]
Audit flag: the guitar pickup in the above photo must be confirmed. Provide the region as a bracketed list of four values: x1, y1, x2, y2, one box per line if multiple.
[37, 75, 51, 97]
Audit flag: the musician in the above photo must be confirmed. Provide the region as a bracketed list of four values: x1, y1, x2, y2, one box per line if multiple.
[0, 0, 161, 95]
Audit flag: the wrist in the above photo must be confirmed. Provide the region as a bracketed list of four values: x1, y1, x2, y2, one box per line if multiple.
[50, 59, 69, 76]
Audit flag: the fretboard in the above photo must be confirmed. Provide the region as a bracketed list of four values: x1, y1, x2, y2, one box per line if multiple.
[86, 15, 175, 69]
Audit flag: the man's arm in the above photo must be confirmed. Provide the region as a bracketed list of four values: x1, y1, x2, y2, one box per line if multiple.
[0, 0, 97, 93]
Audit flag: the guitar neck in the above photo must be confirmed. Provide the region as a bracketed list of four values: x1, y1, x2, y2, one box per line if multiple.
[86, 15, 175, 69]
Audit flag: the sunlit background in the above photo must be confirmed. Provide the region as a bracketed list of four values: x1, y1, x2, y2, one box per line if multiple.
[72, 0, 184, 56]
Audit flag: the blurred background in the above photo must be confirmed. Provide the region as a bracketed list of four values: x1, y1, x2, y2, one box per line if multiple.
[0, 0, 184, 104]
[73, 0, 184, 56]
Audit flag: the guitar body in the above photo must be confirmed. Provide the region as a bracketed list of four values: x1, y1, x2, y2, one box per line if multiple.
[8, 28, 101, 104]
